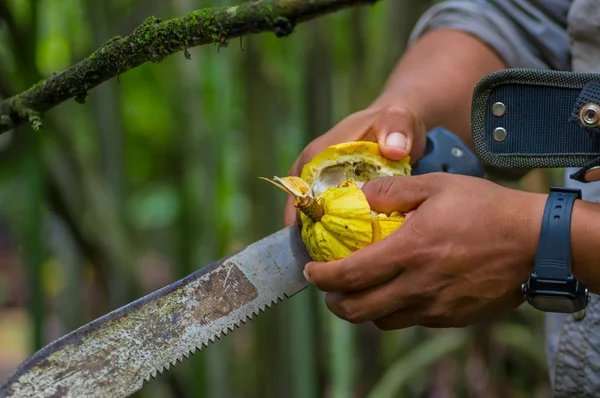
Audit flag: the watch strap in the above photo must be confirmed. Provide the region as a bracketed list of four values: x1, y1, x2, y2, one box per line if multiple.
[533, 187, 582, 280]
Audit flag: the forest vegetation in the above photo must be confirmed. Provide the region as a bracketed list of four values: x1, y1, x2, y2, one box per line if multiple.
[0, 0, 559, 397]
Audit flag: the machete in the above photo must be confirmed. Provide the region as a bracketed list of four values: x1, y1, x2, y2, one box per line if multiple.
[0, 127, 484, 398]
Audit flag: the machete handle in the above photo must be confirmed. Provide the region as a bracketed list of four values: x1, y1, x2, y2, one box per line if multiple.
[412, 126, 485, 178]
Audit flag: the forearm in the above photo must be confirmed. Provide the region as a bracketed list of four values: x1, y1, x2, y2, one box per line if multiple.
[369, 29, 506, 149]
[571, 199, 600, 294]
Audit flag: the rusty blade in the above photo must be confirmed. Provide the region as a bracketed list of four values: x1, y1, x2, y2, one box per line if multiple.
[0, 225, 311, 398]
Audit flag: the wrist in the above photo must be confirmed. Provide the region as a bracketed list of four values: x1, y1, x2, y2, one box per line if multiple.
[571, 198, 600, 293]
[521, 188, 591, 314]
[516, 191, 547, 277]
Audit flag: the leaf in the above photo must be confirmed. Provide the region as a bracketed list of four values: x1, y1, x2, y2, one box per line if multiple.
[367, 329, 469, 398]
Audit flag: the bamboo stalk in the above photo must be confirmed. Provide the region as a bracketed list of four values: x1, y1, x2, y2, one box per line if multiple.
[329, 319, 356, 398]
[23, 126, 45, 352]
[85, 0, 130, 312]
[15, 0, 45, 355]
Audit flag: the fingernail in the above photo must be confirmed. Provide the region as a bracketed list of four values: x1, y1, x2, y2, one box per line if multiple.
[303, 268, 312, 283]
[386, 132, 407, 150]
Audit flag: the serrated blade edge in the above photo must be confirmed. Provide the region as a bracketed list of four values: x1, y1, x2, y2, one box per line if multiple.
[0, 225, 310, 398]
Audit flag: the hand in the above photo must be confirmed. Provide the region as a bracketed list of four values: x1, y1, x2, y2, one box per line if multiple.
[283, 104, 427, 226]
[302, 173, 547, 329]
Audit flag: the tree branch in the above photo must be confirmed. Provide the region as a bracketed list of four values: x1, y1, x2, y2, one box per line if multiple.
[0, 0, 380, 134]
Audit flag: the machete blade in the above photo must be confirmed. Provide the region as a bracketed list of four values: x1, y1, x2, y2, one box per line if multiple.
[0, 225, 310, 398]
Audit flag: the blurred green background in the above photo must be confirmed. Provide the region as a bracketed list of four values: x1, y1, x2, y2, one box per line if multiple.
[0, 0, 562, 397]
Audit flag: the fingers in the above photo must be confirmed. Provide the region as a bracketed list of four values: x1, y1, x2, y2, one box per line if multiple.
[372, 308, 420, 330]
[370, 105, 425, 161]
[296, 112, 378, 169]
[281, 105, 429, 226]
[323, 276, 421, 325]
[304, 231, 409, 292]
[361, 175, 436, 214]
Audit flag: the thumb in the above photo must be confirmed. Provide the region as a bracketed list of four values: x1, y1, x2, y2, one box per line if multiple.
[370, 105, 421, 161]
[361, 175, 434, 214]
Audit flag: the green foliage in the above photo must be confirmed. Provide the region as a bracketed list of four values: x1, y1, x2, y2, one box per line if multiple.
[0, 0, 553, 397]
[369, 329, 469, 398]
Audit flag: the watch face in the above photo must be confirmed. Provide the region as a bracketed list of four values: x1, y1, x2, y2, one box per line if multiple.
[529, 295, 580, 313]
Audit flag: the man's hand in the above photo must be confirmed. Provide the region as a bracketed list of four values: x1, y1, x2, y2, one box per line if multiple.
[303, 173, 547, 330]
[283, 104, 427, 226]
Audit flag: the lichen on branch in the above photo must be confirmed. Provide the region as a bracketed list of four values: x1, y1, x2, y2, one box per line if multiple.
[0, 0, 380, 134]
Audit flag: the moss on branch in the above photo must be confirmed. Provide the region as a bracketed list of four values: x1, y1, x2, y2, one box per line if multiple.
[0, 0, 380, 134]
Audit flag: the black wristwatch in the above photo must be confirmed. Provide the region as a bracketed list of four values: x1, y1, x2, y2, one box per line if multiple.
[522, 186, 590, 314]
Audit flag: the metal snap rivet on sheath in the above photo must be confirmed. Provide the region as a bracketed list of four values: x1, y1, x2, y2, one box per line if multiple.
[584, 165, 600, 182]
[492, 102, 506, 117]
[580, 103, 600, 127]
[451, 147, 463, 158]
[493, 127, 507, 142]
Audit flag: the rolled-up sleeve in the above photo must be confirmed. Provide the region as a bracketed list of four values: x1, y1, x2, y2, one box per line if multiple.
[408, 0, 571, 71]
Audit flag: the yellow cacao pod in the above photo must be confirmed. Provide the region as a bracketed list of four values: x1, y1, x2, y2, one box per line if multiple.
[262, 141, 411, 262]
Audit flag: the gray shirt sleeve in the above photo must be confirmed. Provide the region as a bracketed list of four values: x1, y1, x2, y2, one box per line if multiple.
[408, 0, 572, 71]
